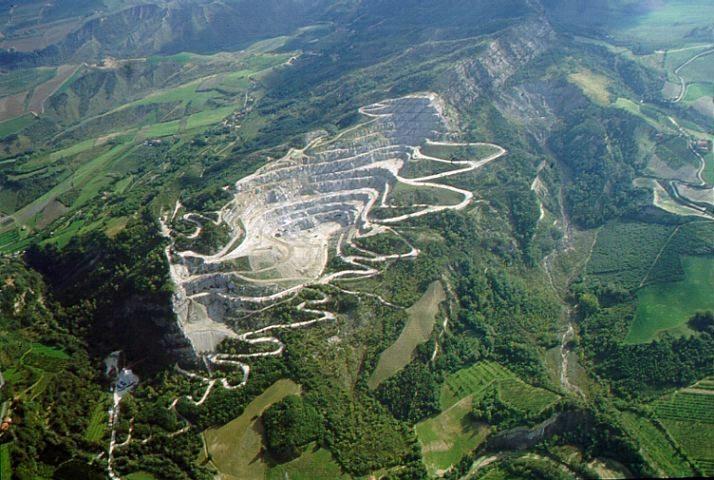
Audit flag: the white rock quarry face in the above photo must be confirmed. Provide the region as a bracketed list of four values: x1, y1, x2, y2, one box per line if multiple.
[164, 93, 503, 354]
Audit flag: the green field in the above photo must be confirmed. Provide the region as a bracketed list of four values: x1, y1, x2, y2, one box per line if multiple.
[416, 395, 490, 476]
[147, 52, 196, 64]
[124, 472, 158, 480]
[0, 114, 35, 138]
[48, 138, 98, 161]
[496, 379, 559, 413]
[628, 256, 714, 343]
[440, 361, 515, 410]
[0, 67, 56, 97]
[655, 389, 714, 475]
[620, 411, 695, 477]
[0, 443, 10, 480]
[0, 339, 70, 401]
[368, 281, 445, 389]
[438, 361, 558, 416]
[201, 379, 301, 480]
[389, 182, 464, 208]
[84, 401, 107, 442]
[654, 136, 701, 171]
[684, 83, 713, 102]
[679, 53, 714, 84]
[568, 70, 611, 105]
[267, 443, 349, 480]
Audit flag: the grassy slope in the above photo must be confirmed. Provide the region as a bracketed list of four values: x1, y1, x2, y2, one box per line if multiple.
[416, 361, 559, 475]
[628, 256, 714, 343]
[0, 443, 10, 480]
[83, 401, 107, 442]
[201, 379, 301, 480]
[416, 396, 490, 477]
[267, 443, 349, 480]
[368, 281, 445, 389]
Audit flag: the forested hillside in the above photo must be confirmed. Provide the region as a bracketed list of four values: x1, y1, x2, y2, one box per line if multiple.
[0, 0, 712, 479]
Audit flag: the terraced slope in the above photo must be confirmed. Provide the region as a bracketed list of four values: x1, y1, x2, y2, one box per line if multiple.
[162, 92, 504, 365]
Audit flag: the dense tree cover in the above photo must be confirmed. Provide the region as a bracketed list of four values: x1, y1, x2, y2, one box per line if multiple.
[25, 211, 177, 371]
[597, 334, 714, 397]
[470, 385, 524, 429]
[578, 285, 714, 397]
[549, 106, 646, 228]
[173, 220, 231, 255]
[375, 362, 440, 423]
[689, 311, 714, 334]
[454, 259, 560, 384]
[276, 319, 428, 478]
[506, 181, 541, 264]
[263, 395, 324, 461]
[0, 259, 108, 479]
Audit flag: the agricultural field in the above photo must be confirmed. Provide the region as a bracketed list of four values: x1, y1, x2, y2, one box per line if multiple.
[495, 378, 559, 414]
[653, 136, 701, 172]
[0, 68, 56, 98]
[629, 256, 714, 343]
[267, 443, 349, 480]
[567, 70, 611, 105]
[415, 361, 558, 476]
[654, 388, 714, 475]
[585, 221, 676, 290]
[415, 396, 490, 477]
[0, 115, 35, 138]
[620, 411, 695, 477]
[124, 472, 158, 480]
[683, 83, 713, 103]
[84, 401, 108, 443]
[368, 281, 445, 389]
[0, 42, 297, 254]
[439, 361, 515, 410]
[0, 443, 10, 480]
[200, 379, 301, 480]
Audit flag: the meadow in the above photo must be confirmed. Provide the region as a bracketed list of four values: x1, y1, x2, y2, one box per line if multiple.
[415, 396, 490, 477]
[439, 361, 515, 410]
[368, 281, 445, 389]
[0, 115, 35, 138]
[0, 443, 10, 480]
[84, 401, 108, 443]
[267, 443, 349, 480]
[568, 70, 611, 105]
[683, 83, 713, 103]
[124, 472, 158, 480]
[420, 143, 500, 161]
[628, 256, 714, 343]
[201, 379, 301, 480]
[415, 360, 559, 475]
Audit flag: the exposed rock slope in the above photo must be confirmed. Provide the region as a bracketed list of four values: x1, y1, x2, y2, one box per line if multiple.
[163, 94, 505, 355]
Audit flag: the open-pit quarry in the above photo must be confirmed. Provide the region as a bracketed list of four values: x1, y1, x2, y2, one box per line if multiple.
[162, 93, 505, 393]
